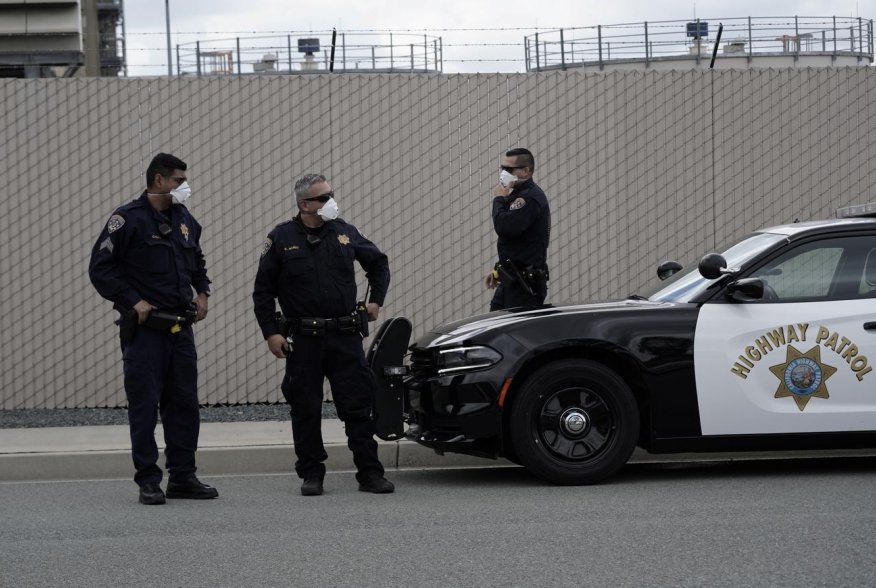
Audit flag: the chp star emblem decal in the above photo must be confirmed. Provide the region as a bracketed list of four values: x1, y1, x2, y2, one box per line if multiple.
[338, 234, 350, 245]
[769, 345, 837, 411]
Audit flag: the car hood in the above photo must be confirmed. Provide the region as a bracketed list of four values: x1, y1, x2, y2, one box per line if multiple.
[417, 299, 670, 348]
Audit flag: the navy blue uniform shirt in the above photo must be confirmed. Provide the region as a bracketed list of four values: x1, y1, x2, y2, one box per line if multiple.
[491, 177, 551, 268]
[89, 191, 210, 311]
[252, 216, 390, 339]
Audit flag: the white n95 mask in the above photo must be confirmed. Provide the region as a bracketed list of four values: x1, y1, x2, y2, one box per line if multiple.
[499, 170, 518, 188]
[317, 197, 339, 221]
[170, 181, 192, 205]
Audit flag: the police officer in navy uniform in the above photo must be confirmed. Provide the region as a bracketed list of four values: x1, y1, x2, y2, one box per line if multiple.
[252, 173, 394, 496]
[485, 147, 551, 310]
[89, 153, 218, 505]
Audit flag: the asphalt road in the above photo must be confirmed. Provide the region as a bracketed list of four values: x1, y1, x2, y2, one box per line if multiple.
[2, 458, 875, 587]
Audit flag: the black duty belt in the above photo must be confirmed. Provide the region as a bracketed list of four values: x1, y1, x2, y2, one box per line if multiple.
[287, 314, 361, 336]
[494, 260, 549, 295]
[143, 308, 197, 333]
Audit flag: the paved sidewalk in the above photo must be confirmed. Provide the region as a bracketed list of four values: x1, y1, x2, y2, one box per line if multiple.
[0, 419, 502, 482]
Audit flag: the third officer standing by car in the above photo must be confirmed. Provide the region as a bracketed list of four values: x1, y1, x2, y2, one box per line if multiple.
[252, 173, 394, 496]
[484, 147, 551, 310]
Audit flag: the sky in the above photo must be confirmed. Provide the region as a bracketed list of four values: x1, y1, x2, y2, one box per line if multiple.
[122, 0, 871, 76]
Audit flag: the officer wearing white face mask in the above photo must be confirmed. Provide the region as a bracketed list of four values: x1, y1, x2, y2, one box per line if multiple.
[89, 152, 217, 505]
[252, 173, 393, 496]
[485, 147, 551, 310]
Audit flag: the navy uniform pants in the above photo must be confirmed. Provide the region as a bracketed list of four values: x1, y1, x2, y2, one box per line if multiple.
[490, 279, 548, 311]
[122, 326, 200, 486]
[281, 331, 383, 482]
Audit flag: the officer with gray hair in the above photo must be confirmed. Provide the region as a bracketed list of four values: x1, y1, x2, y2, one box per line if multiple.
[252, 173, 393, 496]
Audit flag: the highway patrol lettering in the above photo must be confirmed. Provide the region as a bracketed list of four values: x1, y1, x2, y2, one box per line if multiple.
[730, 323, 808, 379]
[814, 326, 872, 381]
[730, 323, 871, 381]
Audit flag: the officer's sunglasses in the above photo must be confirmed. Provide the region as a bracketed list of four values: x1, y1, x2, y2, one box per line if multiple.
[303, 191, 333, 203]
[500, 165, 526, 172]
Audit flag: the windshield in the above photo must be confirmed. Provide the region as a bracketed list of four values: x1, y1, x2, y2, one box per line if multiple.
[642, 232, 788, 303]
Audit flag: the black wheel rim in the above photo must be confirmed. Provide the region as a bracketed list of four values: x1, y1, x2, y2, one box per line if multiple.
[536, 386, 614, 462]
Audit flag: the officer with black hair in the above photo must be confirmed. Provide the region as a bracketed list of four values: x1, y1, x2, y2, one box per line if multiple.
[484, 147, 551, 310]
[252, 173, 394, 496]
[89, 152, 218, 505]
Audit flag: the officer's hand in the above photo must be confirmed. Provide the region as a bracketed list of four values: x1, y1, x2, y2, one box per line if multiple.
[494, 183, 511, 197]
[267, 334, 288, 359]
[133, 299, 156, 324]
[485, 271, 498, 289]
[195, 292, 209, 322]
[366, 303, 380, 322]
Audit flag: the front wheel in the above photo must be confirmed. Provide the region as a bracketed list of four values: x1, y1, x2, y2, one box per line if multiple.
[509, 359, 639, 485]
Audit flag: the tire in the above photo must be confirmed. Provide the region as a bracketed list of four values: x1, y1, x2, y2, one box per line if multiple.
[509, 359, 639, 485]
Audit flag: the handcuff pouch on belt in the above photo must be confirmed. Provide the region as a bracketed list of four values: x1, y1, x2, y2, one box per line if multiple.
[299, 317, 326, 336]
[338, 313, 362, 336]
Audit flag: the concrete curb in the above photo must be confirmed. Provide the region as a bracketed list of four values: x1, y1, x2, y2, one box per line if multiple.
[0, 419, 507, 482]
[3, 418, 875, 482]
[0, 440, 508, 482]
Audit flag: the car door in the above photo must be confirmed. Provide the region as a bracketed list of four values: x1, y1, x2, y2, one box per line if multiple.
[694, 232, 876, 435]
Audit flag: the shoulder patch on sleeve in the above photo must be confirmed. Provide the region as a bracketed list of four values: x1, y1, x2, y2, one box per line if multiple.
[509, 197, 527, 211]
[260, 237, 273, 258]
[106, 214, 125, 233]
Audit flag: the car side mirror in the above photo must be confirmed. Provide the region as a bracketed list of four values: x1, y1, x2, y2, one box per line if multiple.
[726, 277, 764, 301]
[698, 253, 727, 280]
[656, 261, 683, 281]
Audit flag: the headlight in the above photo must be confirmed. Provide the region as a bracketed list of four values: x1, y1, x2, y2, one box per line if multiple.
[437, 345, 502, 375]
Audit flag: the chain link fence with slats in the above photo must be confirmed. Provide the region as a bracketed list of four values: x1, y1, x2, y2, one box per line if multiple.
[1, 68, 874, 409]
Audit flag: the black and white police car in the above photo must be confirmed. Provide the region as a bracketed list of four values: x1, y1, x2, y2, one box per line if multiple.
[379, 204, 876, 485]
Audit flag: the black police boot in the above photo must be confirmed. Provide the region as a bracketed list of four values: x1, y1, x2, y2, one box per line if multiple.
[165, 476, 219, 500]
[300, 477, 324, 496]
[357, 473, 394, 494]
[139, 483, 166, 505]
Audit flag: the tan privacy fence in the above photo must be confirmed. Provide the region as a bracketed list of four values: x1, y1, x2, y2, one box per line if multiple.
[1, 68, 874, 408]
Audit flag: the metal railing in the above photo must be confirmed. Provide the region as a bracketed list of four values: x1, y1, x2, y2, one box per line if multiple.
[525, 16, 874, 71]
[176, 31, 442, 75]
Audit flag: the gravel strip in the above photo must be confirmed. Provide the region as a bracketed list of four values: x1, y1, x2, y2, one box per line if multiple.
[0, 403, 338, 429]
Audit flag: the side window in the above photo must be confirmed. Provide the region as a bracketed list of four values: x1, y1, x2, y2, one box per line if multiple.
[751, 235, 876, 302]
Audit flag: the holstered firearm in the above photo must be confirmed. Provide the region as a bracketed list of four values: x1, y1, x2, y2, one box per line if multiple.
[115, 309, 138, 347]
[276, 311, 291, 338]
[275, 311, 294, 355]
[496, 259, 536, 296]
